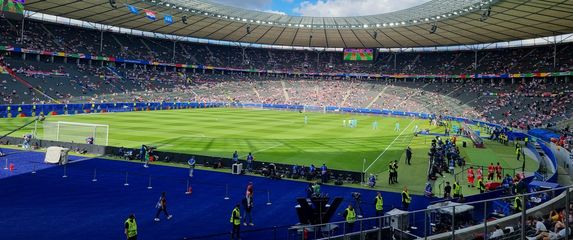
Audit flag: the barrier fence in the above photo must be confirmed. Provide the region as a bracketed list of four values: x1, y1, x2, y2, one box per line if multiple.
[7, 152, 570, 240]
[188, 185, 571, 240]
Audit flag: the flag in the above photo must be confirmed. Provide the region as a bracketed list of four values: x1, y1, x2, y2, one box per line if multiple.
[144, 9, 156, 20]
[127, 5, 138, 14]
[164, 15, 173, 25]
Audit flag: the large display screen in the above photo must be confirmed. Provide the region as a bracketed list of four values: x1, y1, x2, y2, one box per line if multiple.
[343, 49, 374, 61]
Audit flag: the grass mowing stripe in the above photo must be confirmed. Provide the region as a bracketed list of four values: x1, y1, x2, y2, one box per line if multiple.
[365, 119, 415, 172]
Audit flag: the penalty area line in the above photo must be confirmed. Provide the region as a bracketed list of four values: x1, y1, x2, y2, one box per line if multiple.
[364, 119, 415, 172]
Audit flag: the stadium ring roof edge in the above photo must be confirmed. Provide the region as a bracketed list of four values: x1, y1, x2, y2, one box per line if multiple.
[23, 0, 573, 48]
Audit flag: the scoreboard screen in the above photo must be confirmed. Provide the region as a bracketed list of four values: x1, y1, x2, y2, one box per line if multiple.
[343, 49, 374, 61]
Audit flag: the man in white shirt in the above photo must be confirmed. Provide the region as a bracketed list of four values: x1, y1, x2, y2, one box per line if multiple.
[490, 224, 504, 239]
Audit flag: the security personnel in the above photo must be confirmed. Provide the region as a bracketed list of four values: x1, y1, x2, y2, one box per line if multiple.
[524, 137, 529, 147]
[515, 147, 521, 161]
[32, 104, 36, 116]
[388, 162, 395, 184]
[477, 178, 486, 194]
[374, 192, 383, 216]
[124, 214, 137, 240]
[17, 106, 22, 113]
[453, 181, 462, 198]
[392, 160, 399, 183]
[6, 105, 11, 118]
[513, 196, 522, 213]
[401, 186, 411, 210]
[230, 204, 241, 239]
[343, 204, 356, 232]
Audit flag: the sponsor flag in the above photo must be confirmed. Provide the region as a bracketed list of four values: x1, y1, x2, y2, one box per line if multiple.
[164, 15, 173, 25]
[127, 5, 138, 14]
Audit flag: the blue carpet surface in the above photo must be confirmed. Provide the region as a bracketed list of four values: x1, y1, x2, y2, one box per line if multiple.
[0, 149, 430, 240]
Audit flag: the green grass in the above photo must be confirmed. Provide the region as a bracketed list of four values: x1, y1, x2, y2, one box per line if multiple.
[0, 108, 539, 195]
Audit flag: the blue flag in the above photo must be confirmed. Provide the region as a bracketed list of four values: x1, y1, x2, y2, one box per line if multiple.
[127, 5, 138, 14]
[164, 15, 173, 25]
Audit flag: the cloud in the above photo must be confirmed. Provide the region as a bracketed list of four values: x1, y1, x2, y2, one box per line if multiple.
[209, 0, 273, 9]
[263, 9, 288, 15]
[293, 0, 430, 17]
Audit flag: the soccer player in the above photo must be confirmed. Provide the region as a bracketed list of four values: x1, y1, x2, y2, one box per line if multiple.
[487, 163, 495, 181]
[154, 192, 172, 222]
[394, 122, 400, 132]
[343, 119, 346, 127]
[413, 125, 419, 133]
[304, 115, 308, 125]
[372, 121, 378, 130]
[476, 167, 483, 181]
[495, 162, 503, 180]
[467, 166, 475, 187]
[188, 156, 196, 177]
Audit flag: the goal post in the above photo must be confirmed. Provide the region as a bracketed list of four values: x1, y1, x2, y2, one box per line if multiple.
[40, 121, 109, 145]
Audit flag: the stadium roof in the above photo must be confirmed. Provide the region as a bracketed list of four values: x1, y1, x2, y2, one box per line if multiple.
[24, 0, 573, 48]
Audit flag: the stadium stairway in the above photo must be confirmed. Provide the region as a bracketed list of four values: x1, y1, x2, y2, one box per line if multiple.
[0, 62, 58, 103]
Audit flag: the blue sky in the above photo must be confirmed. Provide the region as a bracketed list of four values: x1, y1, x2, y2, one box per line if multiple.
[210, 0, 430, 17]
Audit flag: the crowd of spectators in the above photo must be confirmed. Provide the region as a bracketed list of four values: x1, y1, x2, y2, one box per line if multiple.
[0, 18, 572, 130]
[1, 18, 572, 74]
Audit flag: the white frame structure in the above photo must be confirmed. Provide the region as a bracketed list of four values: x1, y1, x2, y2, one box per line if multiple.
[40, 121, 109, 146]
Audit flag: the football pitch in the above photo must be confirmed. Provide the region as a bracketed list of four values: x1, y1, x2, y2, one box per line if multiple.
[0, 107, 538, 193]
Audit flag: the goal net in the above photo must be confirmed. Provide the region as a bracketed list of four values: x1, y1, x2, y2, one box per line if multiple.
[40, 121, 109, 145]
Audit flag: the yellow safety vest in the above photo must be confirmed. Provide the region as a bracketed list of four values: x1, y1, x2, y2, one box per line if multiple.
[516, 148, 521, 155]
[453, 183, 461, 195]
[402, 191, 411, 204]
[124, 218, 137, 238]
[375, 196, 383, 211]
[514, 197, 522, 212]
[230, 207, 241, 225]
[345, 208, 356, 223]
[478, 180, 486, 191]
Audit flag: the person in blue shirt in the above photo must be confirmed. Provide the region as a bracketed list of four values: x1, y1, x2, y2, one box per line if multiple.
[246, 153, 254, 172]
[425, 182, 434, 197]
[292, 165, 299, 176]
[188, 156, 196, 177]
[309, 164, 316, 179]
[320, 164, 328, 183]
[368, 174, 376, 188]
[232, 151, 239, 163]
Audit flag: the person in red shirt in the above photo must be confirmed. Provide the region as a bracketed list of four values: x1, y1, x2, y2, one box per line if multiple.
[467, 166, 475, 187]
[495, 162, 503, 180]
[476, 167, 483, 181]
[246, 182, 254, 198]
[487, 163, 495, 181]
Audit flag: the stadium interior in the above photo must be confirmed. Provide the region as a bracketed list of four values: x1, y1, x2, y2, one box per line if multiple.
[0, 0, 573, 239]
